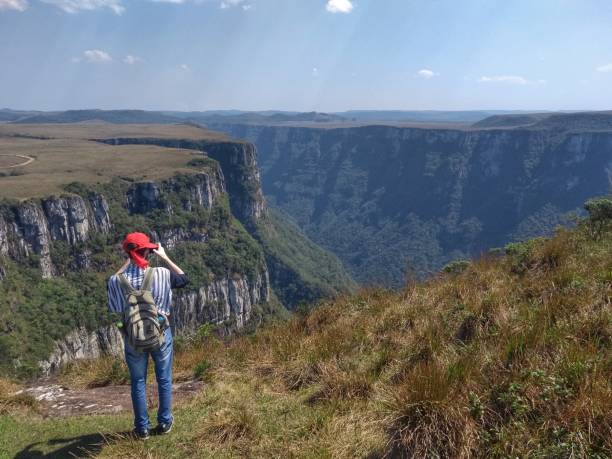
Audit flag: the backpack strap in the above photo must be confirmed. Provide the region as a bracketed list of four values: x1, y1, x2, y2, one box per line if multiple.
[117, 272, 136, 296]
[142, 267, 155, 292]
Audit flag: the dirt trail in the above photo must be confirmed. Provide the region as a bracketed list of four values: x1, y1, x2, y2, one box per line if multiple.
[15, 380, 203, 417]
[0, 154, 35, 169]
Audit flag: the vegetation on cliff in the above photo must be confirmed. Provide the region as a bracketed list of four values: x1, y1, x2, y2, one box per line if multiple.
[2, 198, 609, 457]
[217, 121, 611, 287]
[254, 207, 358, 309]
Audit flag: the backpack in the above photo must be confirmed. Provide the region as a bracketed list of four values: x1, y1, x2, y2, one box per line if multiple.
[118, 267, 166, 353]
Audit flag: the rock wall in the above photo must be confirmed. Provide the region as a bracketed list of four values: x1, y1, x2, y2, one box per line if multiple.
[39, 325, 124, 375]
[96, 138, 266, 229]
[0, 192, 112, 278]
[173, 269, 270, 334]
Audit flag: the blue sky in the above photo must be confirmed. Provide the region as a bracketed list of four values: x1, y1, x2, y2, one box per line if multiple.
[1, 0, 612, 111]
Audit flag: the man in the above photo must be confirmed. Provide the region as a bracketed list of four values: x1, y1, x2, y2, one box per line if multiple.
[107, 232, 188, 440]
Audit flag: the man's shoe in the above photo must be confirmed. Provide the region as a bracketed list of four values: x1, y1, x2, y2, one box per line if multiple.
[155, 419, 173, 435]
[132, 428, 150, 440]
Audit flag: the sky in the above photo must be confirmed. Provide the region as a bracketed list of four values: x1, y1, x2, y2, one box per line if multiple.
[1, 0, 612, 112]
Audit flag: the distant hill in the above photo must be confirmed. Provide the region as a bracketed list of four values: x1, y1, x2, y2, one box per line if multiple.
[3, 109, 349, 126]
[10, 109, 181, 124]
[473, 111, 612, 130]
[185, 111, 347, 125]
[472, 112, 552, 128]
[2, 108, 557, 127]
[533, 111, 612, 130]
[0, 109, 44, 122]
[337, 110, 536, 124]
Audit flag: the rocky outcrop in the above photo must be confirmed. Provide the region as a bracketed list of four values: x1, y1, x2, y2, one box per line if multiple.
[15, 202, 55, 278]
[173, 269, 270, 334]
[126, 171, 225, 215]
[126, 182, 165, 214]
[43, 196, 92, 245]
[95, 138, 266, 229]
[0, 193, 112, 277]
[204, 142, 267, 228]
[39, 325, 124, 375]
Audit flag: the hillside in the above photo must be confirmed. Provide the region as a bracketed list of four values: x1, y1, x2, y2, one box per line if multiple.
[1, 200, 609, 457]
[209, 117, 612, 286]
[0, 124, 355, 377]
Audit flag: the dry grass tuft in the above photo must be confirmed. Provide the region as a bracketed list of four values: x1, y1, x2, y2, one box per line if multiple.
[0, 377, 37, 414]
[60, 357, 129, 389]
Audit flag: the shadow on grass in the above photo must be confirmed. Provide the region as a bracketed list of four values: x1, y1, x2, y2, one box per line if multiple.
[13, 431, 132, 458]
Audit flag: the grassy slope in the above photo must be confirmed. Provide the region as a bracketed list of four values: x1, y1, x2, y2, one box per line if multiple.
[1, 218, 610, 458]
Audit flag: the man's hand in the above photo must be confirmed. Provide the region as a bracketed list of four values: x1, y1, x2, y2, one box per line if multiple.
[153, 244, 168, 260]
[153, 243, 185, 275]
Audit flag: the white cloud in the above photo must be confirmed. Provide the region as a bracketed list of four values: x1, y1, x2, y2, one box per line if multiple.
[416, 69, 438, 79]
[82, 49, 113, 62]
[180, 64, 190, 71]
[596, 63, 612, 73]
[41, 0, 124, 14]
[123, 55, 143, 64]
[478, 75, 546, 85]
[220, 0, 248, 8]
[326, 0, 352, 14]
[312, 67, 319, 77]
[0, 0, 28, 11]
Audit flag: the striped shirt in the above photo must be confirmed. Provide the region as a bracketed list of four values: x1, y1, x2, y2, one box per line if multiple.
[107, 263, 184, 316]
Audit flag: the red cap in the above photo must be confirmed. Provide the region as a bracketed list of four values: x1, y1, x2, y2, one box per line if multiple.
[122, 232, 159, 253]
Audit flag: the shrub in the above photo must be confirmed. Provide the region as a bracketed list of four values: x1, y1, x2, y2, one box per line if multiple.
[193, 360, 212, 380]
[442, 259, 471, 275]
[504, 238, 543, 274]
[584, 196, 612, 239]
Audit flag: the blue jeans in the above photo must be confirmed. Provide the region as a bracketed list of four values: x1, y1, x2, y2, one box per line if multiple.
[124, 327, 174, 432]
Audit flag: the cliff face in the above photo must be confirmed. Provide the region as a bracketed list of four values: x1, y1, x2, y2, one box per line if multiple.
[0, 193, 112, 277]
[173, 268, 270, 334]
[96, 138, 266, 230]
[0, 142, 277, 376]
[209, 123, 612, 286]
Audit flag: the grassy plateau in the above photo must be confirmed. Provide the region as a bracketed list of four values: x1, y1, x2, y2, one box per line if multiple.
[0, 123, 227, 199]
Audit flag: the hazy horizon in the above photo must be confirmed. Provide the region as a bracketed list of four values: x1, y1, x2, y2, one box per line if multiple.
[0, 107, 603, 114]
